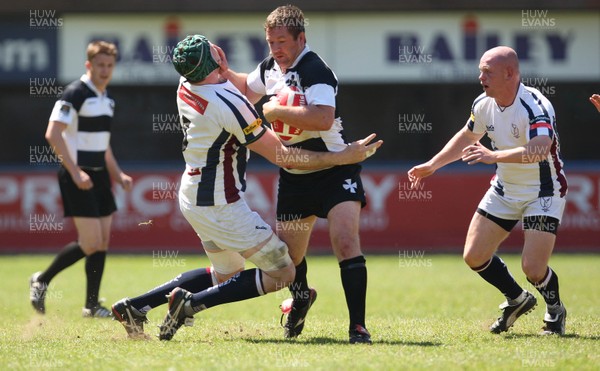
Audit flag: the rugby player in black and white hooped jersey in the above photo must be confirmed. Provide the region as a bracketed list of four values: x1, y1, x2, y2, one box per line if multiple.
[110, 35, 381, 340]
[29, 41, 132, 318]
[409, 46, 568, 335]
[219, 5, 373, 344]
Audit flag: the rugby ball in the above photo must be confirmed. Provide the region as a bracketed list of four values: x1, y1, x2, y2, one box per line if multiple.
[271, 86, 305, 141]
[276, 85, 306, 106]
[280, 298, 293, 314]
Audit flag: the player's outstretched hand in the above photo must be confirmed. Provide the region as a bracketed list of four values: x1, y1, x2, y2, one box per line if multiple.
[407, 163, 435, 189]
[590, 94, 600, 113]
[343, 133, 383, 164]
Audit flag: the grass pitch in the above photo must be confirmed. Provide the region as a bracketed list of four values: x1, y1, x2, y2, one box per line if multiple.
[1, 253, 598, 370]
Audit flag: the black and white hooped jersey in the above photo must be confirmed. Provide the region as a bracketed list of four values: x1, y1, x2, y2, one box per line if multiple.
[247, 46, 347, 174]
[467, 83, 567, 200]
[49, 74, 114, 169]
[177, 78, 266, 207]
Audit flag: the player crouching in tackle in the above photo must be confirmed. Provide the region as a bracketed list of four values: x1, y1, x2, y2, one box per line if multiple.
[408, 46, 567, 335]
[111, 35, 382, 340]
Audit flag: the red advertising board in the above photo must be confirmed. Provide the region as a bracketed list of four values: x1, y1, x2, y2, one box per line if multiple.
[1, 168, 599, 253]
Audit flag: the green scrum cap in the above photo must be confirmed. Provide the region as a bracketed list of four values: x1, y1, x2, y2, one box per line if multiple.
[172, 35, 220, 82]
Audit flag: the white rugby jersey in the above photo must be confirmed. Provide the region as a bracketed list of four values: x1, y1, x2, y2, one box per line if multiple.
[467, 83, 567, 200]
[49, 74, 114, 169]
[247, 45, 347, 174]
[177, 78, 266, 206]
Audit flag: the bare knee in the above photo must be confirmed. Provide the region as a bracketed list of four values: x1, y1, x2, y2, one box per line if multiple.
[75, 220, 105, 254]
[462, 253, 473, 268]
[522, 259, 547, 282]
[463, 245, 491, 269]
[261, 263, 295, 293]
[331, 234, 361, 261]
[275, 263, 296, 286]
[99, 237, 110, 252]
[462, 212, 508, 269]
[285, 243, 305, 266]
[79, 236, 103, 254]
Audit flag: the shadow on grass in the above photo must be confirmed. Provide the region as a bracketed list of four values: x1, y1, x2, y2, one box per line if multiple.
[503, 333, 600, 340]
[239, 336, 442, 346]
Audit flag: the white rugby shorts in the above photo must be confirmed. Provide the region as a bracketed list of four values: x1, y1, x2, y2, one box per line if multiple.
[179, 197, 293, 274]
[478, 186, 566, 222]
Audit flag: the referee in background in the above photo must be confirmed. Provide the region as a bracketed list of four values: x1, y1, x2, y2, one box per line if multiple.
[29, 41, 132, 318]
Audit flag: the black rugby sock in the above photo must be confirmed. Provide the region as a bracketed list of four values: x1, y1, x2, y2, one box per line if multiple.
[340, 255, 368, 329]
[188, 269, 264, 313]
[38, 241, 85, 284]
[290, 258, 310, 304]
[85, 251, 106, 308]
[528, 267, 561, 307]
[472, 255, 523, 301]
[130, 267, 214, 312]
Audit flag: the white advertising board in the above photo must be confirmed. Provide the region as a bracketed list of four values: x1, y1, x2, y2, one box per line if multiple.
[59, 11, 600, 84]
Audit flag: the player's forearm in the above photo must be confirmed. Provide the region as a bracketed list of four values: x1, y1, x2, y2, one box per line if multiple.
[222, 69, 265, 105]
[222, 69, 249, 94]
[268, 105, 334, 132]
[250, 127, 376, 170]
[430, 129, 478, 170]
[494, 138, 551, 164]
[276, 148, 350, 170]
[104, 147, 124, 181]
[45, 127, 78, 175]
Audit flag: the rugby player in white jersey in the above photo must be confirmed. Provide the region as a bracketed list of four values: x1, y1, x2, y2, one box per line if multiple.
[111, 35, 382, 340]
[30, 41, 132, 318]
[219, 5, 373, 344]
[409, 46, 568, 335]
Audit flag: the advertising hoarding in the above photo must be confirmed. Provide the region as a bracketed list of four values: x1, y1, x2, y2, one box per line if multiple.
[1, 168, 598, 253]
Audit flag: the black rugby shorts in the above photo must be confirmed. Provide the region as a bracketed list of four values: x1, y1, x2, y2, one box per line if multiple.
[276, 164, 366, 220]
[58, 166, 117, 217]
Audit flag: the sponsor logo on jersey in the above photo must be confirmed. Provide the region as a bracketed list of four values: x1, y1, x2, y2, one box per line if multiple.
[243, 118, 262, 135]
[60, 104, 70, 115]
[532, 114, 551, 124]
[178, 85, 208, 115]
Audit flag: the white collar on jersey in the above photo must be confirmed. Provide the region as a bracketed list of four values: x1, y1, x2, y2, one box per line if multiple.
[274, 45, 311, 72]
[80, 74, 106, 97]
